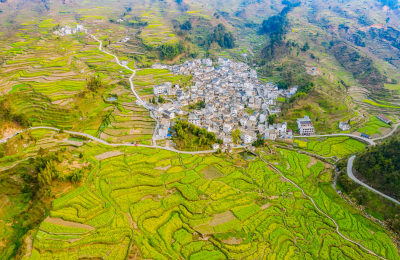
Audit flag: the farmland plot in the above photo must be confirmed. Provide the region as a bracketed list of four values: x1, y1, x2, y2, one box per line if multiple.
[24, 143, 399, 259]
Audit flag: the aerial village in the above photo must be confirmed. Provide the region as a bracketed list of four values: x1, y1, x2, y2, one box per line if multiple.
[53, 25, 320, 148]
[151, 58, 310, 149]
[53, 24, 86, 36]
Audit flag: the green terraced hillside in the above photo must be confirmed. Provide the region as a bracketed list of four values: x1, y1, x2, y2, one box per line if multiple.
[7, 133, 396, 259]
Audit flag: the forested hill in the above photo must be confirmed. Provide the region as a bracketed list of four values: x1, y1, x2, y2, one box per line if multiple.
[354, 135, 400, 200]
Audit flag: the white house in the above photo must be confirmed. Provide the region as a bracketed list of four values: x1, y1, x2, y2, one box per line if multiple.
[64, 25, 72, 35]
[275, 122, 287, 135]
[212, 143, 220, 150]
[339, 121, 350, 131]
[264, 130, 277, 141]
[163, 111, 175, 120]
[154, 84, 167, 95]
[202, 58, 213, 67]
[259, 113, 267, 123]
[289, 86, 298, 95]
[241, 133, 255, 144]
[223, 124, 233, 134]
[297, 116, 315, 136]
[188, 113, 200, 126]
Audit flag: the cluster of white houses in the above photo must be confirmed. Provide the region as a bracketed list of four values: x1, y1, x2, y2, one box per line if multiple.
[53, 24, 85, 36]
[151, 58, 303, 147]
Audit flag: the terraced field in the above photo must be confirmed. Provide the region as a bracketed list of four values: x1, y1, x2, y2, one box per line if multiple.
[135, 4, 178, 46]
[99, 86, 155, 144]
[134, 68, 192, 99]
[0, 128, 90, 259]
[267, 149, 399, 259]
[17, 135, 399, 259]
[0, 21, 156, 139]
[0, 2, 399, 259]
[357, 117, 392, 136]
[294, 136, 367, 158]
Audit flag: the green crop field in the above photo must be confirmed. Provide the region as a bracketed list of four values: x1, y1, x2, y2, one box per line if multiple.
[0, 19, 156, 143]
[363, 99, 400, 109]
[294, 136, 367, 158]
[133, 68, 192, 98]
[357, 117, 391, 136]
[3, 132, 392, 259]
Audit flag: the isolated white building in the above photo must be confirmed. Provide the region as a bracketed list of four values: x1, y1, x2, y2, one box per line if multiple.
[297, 116, 315, 136]
[339, 121, 350, 131]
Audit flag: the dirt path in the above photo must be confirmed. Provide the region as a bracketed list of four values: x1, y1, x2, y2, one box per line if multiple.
[209, 211, 236, 227]
[95, 150, 124, 160]
[44, 217, 94, 231]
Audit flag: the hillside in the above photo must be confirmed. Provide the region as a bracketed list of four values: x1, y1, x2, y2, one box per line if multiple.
[354, 134, 400, 201]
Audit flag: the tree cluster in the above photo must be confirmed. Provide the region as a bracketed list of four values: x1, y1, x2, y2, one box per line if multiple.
[354, 135, 400, 200]
[268, 114, 276, 125]
[289, 82, 314, 103]
[259, 1, 300, 58]
[260, 13, 287, 42]
[173, 120, 221, 149]
[35, 149, 85, 189]
[189, 100, 205, 110]
[159, 42, 185, 60]
[252, 134, 265, 147]
[337, 158, 400, 236]
[231, 129, 241, 144]
[86, 75, 104, 92]
[278, 61, 312, 89]
[0, 100, 31, 128]
[205, 24, 235, 49]
[180, 21, 192, 31]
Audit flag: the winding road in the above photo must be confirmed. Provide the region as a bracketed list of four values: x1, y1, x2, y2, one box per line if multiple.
[347, 155, 400, 206]
[294, 124, 400, 207]
[293, 123, 400, 146]
[0, 126, 217, 155]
